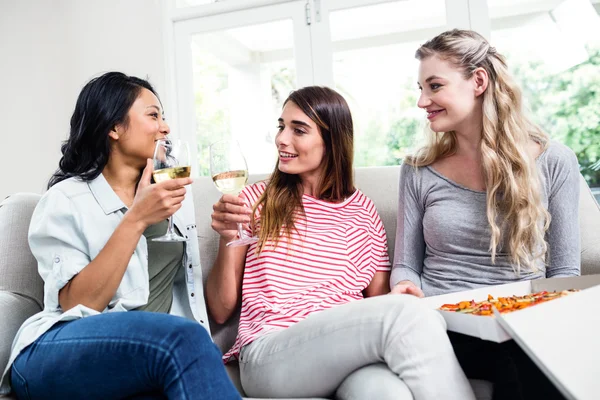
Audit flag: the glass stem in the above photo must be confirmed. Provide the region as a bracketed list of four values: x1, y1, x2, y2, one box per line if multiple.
[237, 223, 246, 239]
[167, 215, 176, 234]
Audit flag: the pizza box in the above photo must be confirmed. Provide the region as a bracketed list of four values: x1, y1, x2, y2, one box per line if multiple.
[493, 284, 600, 400]
[422, 275, 600, 399]
[421, 274, 600, 343]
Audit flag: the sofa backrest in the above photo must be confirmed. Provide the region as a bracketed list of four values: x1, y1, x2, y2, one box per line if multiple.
[1, 167, 599, 356]
[578, 174, 600, 275]
[193, 166, 600, 353]
[0, 193, 44, 307]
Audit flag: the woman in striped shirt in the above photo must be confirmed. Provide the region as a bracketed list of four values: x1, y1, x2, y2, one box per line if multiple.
[207, 86, 475, 400]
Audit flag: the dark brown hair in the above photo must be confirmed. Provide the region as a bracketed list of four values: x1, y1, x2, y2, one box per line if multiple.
[49, 72, 158, 188]
[253, 86, 355, 252]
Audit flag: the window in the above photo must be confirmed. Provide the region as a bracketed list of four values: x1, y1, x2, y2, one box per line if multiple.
[168, 0, 600, 192]
[490, 0, 600, 188]
[171, 1, 312, 175]
[327, 0, 448, 167]
[190, 20, 297, 175]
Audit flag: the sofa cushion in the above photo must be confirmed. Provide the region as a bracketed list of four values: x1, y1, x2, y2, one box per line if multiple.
[0, 194, 43, 305]
[0, 292, 41, 381]
[353, 167, 400, 263]
[579, 175, 600, 276]
[192, 179, 240, 353]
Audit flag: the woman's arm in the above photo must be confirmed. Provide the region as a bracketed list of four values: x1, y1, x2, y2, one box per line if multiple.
[364, 271, 390, 297]
[33, 162, 192, 312]
[58, 213, 146, 312]
[361, 195, 392, 297]
[390, 164, 426, 294]
[545, 146, 581, 277]
[206, 194, 251, 324]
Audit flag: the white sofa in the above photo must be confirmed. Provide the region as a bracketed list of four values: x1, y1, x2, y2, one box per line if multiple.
[1, 166, 599, 400]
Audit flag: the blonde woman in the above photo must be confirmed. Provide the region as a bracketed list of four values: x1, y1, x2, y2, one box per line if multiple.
[391, 30, 580, 399]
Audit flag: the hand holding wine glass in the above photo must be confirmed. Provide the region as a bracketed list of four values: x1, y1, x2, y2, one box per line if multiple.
[150, 139, 191, 242]
[128, 159, 191, 230]
[210, 139, 258, 247]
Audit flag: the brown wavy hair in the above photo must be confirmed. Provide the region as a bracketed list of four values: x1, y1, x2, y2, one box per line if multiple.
[408, 29, 550, 274]
[252, 86, 355, 253]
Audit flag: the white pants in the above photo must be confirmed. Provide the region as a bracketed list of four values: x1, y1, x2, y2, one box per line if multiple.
[239, 294, 475, 400]
[336, 363, 414, 400]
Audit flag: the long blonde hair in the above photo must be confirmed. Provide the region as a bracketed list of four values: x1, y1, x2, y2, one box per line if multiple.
[252, 86, 355, 253]
[408, 29, 550, 274]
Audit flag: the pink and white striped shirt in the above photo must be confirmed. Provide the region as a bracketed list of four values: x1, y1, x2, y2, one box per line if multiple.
[223, 181, 390, 362]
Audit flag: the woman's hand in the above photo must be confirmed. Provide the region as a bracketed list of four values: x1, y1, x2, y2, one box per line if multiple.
[390, 280, 425, 298]
[127, 159, 192, 230]
[211, 194, 252, 242]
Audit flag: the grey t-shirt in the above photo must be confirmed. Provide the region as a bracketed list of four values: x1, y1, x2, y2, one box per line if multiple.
[391, 141, 581, 297]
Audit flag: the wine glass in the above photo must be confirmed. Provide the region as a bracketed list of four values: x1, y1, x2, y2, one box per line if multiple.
[209, 139, 258, 247]
[151, 138, 191, 242]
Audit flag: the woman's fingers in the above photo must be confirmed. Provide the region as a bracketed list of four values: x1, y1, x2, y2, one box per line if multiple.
[164, 186, 187, 201]
[170, 194, 186, 205]
[212, 210, 250, 224]
[389, 282, 424, 298]
[406, 286, 425, 298]
[211, 220, 239, 231]
[210, 195, 252, 239]
[160, 177, 193, 189]
[221, 194, 246, 206]
[213, 199, 251, 216]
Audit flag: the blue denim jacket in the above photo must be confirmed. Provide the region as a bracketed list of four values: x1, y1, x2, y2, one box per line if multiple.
[1, 173, 210, 394]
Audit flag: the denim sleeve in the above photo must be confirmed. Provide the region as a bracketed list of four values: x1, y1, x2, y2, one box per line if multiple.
[28, 189, 91, 311]
[390, 164, 425, 289]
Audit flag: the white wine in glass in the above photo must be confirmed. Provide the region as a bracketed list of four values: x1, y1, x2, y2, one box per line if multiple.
[209, 139, 258, 247]
[212, 170, 249, 194]
[152, 139, 191, 242]
[153, 166, 192, 182]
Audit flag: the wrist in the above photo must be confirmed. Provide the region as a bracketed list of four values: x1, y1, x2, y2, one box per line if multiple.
[122, 209, 147, 234]
[219, 236, 238, 248]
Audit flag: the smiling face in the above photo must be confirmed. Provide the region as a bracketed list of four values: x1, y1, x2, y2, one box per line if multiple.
[275, 101, 326, 183]
[417, 55, 483, 134]
[110, 88, 170, 167]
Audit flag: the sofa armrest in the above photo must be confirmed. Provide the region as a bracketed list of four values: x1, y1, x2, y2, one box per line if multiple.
[0, 292, 41, 375]
[579, 175, 600, 276]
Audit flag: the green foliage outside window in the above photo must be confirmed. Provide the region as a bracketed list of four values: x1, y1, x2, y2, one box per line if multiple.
[518, 47, 600, 187]
[378, 46, 600, 187]
[194, 48, 600, 188]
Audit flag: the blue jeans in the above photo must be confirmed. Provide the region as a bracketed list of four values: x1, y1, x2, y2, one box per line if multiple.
[10, 312, 241, 400]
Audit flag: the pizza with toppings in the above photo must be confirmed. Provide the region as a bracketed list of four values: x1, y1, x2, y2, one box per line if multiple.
[439, 290, 579, 316]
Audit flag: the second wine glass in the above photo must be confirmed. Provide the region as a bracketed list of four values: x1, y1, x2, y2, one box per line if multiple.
[209, 139, 258, 247]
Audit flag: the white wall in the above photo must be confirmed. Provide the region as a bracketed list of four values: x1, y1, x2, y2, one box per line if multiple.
[0, 0, 166, 201]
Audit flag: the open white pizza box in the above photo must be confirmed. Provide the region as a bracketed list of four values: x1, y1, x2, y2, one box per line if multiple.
[422, 274, 600, 400]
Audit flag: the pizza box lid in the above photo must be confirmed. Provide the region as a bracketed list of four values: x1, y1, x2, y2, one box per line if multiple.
[421, 274, 600, 343]
[495, 282, 600, 400]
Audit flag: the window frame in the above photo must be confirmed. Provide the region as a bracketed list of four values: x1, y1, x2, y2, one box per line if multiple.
[163, 0, 489, 173]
